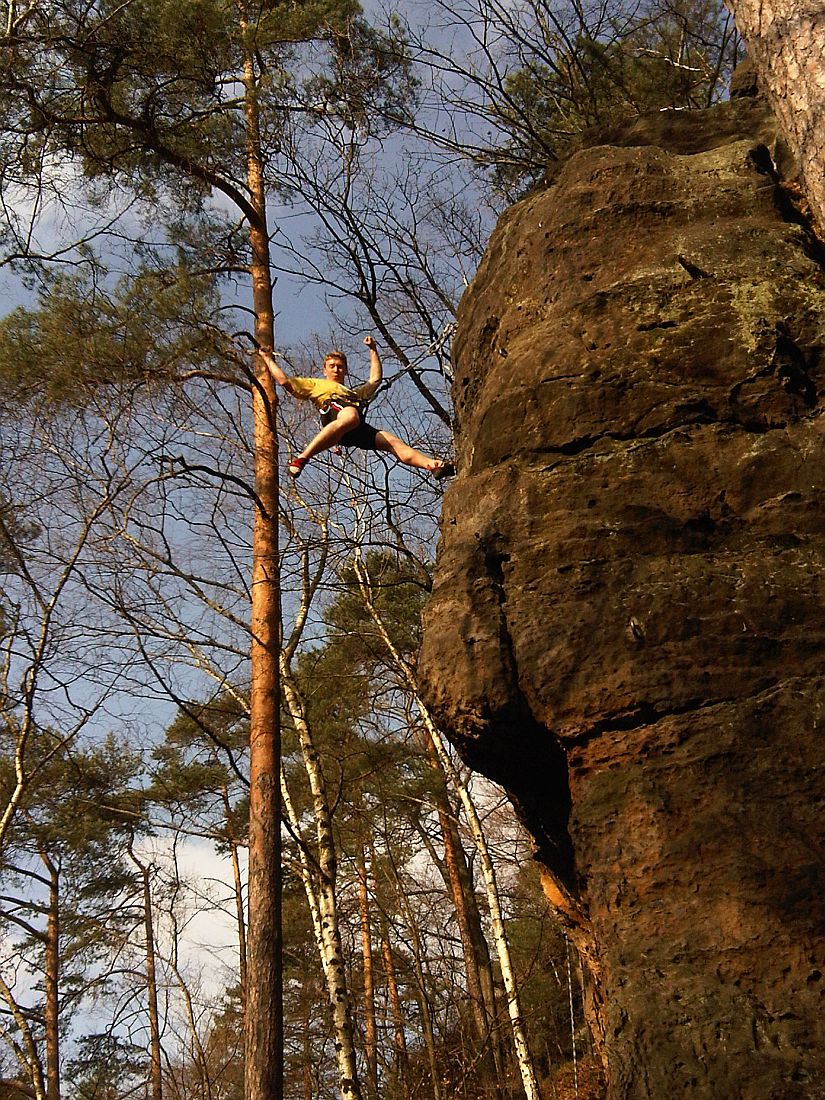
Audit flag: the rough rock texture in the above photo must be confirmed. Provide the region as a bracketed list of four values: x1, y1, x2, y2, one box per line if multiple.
[419, 95, 825, 1098]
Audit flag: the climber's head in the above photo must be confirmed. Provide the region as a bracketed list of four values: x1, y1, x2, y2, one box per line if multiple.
[323, 351, 348, 382]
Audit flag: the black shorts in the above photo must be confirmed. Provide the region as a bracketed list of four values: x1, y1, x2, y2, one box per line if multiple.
[321, 403, 379, 451]
[340, 420, 379, 450]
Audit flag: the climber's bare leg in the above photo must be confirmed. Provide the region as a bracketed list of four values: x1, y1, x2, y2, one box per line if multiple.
[374, 430, 440, 472]
[297, 407, 361, 462]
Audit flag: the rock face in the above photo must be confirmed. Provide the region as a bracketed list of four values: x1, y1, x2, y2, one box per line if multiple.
[419, 95, 825, 1098]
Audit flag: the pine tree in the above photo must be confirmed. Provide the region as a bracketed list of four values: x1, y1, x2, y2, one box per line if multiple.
[1, 5, 414, 1093]
[0, 733, 144, 1100]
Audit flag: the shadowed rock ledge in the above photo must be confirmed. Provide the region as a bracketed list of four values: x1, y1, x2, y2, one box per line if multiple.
[419, 93, 825, 1098]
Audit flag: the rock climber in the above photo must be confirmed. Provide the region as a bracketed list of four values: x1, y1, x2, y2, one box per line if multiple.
[259, 336, 455, 480]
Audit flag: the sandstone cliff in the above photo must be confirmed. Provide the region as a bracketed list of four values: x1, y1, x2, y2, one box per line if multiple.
[419, 91, 825, 1098]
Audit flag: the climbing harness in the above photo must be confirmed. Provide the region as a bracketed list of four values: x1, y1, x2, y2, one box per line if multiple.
[318, 395, 370, 427]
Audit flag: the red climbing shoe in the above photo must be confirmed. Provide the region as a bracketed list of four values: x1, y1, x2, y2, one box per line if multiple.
[287, 456, 307, 478]
[431, 460, 455, 481]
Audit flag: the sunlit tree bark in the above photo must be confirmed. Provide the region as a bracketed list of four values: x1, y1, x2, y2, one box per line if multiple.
[726, 1, 825, 229]
[239, 24, 283, 1100]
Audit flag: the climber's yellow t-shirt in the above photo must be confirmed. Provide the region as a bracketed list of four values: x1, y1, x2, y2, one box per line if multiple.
[287, 377, 380, 409]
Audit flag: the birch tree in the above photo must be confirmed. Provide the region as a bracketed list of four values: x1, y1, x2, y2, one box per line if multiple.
[280, 661, 363, 1100]
[277, 502, 365, 1100]
[350, 551, 543, 1100]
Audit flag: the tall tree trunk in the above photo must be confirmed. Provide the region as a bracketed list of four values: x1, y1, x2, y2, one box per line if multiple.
[240, 22, 283, 1100]
[356, 847, 378, 1099]
[129, 848, 163, 1100]
[422, 734, 504, 1097]
[42, 856, 59, 1100]
[281, 661, 362, 1100]
[222, 787, 248, 1004]
[726, 1, 825, 229]
[378, 914, 409, 1098]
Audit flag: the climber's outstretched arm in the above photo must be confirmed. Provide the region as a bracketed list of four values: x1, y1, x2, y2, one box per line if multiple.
[364, 335, 382, 388]
[259, 347, 293, 392]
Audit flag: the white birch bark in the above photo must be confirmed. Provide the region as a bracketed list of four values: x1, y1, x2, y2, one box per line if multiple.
[280, 764, 325, 960]
[352, 555, 542, 1100]
[280, 658, 363, 1100]
[419, 722, 541, 1100]
[0, 969, 46, 1100]
[356, 848, 379, 1098]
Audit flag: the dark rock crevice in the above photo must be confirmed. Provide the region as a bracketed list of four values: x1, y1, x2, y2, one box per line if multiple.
[748, 142, 825, 267]
[562, 674, 802, 754]
[770, 324, 819, 404]
[454, 707, 576, 891]
[471, 534, 576, 889]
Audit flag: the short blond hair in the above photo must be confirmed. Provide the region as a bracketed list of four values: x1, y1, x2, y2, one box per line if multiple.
[324, 350, 348, 369]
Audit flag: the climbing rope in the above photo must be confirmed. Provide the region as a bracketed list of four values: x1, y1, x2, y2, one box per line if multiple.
[383, 321, 457, 388]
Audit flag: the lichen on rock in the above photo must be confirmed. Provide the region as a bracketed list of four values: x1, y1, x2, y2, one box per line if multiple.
[419, 93, 825, 1098]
